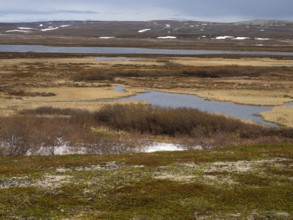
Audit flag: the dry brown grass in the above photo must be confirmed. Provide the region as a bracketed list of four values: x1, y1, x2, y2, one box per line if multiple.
[171, 57, 293, 67]
[0, 86, 144, 114]
[1, 54, 292, 122]
[158, 88, 292, 106]
[261, 106, 293, 127]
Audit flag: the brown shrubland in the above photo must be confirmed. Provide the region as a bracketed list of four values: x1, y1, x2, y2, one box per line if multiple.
[0, 104, 290, 156]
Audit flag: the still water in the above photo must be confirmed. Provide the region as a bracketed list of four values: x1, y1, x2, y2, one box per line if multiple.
[1, 45, 293, 56]
[106, 86, 289, 127]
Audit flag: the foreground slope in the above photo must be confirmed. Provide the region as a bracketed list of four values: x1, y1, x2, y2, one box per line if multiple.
[0, 144, 292, 219]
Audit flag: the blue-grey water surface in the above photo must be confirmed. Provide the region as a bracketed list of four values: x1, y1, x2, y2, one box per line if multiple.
[108, 86, 292, 127]
[1, 45, 293, 56]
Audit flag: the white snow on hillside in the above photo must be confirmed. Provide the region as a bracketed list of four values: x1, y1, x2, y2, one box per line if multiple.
[6, 30, 31, 33]
[140, 143, 203, 153]
[157, 36, 177, 39]
[138, 29, 151, 33]
[255, 38, 270, 40]
[41, 26, 59, 32]
[214, 36, 252, 40]
[142, 143, 185, 153]
[215, 36, 234, 40]
[99, 36, 116, 39]
[39, 24, 43, 27]
[17, 27, 33, 30]
[233, 37, 250, 40]
[60, 25, 71, 28]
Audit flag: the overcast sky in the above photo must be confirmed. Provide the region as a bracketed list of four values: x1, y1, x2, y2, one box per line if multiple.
[0, 0, 292, 22]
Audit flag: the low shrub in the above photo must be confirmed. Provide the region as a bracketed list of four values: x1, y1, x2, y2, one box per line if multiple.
[2, 105, 292, 156]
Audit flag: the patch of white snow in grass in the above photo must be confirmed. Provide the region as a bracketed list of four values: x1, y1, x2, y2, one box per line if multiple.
[41, 26, 59, 32]
[138, 29, 151, 33]
[60, 24, 71, 28]
[6, 30, 31, 33]
[255, 38, 270, 40]
[157, 36, 177, 39]
[215, 36, 234, 40]
[17, 27, 33, 30]
[142, 143, 185, 152]
[233, 37, 250, 40]
[99, 36, 116, 39]
[25, 138, 88, 156]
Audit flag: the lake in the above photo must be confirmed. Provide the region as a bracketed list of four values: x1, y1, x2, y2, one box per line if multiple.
[104, 86, 292, 127]
[1, 45, 293, 56]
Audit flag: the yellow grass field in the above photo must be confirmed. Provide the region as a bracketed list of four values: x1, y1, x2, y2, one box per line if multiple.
[261, 106, 293, 127]
[171, 57, 293, 67]
[157, 88, 293, 106]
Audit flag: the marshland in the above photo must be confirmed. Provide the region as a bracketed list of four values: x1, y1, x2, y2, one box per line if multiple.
[0, 19, 292, 219]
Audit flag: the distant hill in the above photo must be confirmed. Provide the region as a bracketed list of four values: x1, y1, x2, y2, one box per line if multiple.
[0, 19, 293, 49]
[235, 19, 293, 26]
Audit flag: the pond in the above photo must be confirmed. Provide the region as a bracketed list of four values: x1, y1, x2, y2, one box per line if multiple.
[1, 45, 293, 56]
[105, 86, 291, 127]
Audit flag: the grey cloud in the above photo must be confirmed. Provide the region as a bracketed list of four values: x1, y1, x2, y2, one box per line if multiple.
[0, 9, 98, 15]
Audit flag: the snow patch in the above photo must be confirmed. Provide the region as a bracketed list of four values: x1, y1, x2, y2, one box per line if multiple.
[6, 30, 31, 33]
[255, 37, 270, 41]
[157, 36, 177, 39]
[215, 36, 234, 40]
[138, 29, 151, 33]
[17, 27, 33, 30]
[233, 37, 250, 40]
[39, 24, 43, 27]
[141, 143, 186, 153]
[41, 26, 59, 32]
[60, 24, 71, 28]
[99, 36, 115, 39]
[25, 138, 88, 156]
[165, 24, 171, 28]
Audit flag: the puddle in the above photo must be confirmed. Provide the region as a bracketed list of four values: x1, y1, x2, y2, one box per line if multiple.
[107, 87, 291, 127]
[113, 86, 126, 92]
[284, 102, 293, 107]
